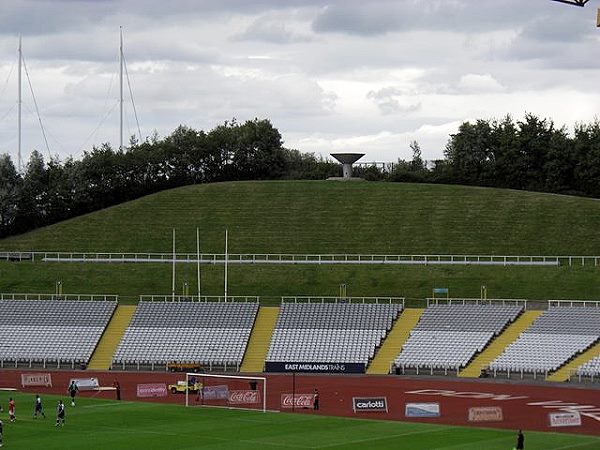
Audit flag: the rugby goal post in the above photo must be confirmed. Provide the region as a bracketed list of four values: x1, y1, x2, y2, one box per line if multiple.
[184, 373, 267, 413]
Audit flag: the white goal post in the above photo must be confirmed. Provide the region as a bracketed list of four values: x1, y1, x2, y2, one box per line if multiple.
[185, 372, 267, 413]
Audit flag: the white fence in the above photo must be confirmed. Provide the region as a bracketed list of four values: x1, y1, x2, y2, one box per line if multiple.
[139, 295, 259, 303]
[281, 296, 404, 305]
[426, 298, 529, 308]
[12, 251, 600, 266]
[0, 293, 118, 301]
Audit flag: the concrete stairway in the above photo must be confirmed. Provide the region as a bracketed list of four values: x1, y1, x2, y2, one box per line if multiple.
[240, 306, 279, 373]
[367, 308, 424, 375]
[546, 340, 600, 382]
[87, 305, 136, 370]
[458, 310, 543, 378]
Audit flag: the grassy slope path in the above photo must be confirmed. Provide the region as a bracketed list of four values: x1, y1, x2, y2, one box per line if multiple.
[2, 181, 600, 301]
[3, 181, 600, 255]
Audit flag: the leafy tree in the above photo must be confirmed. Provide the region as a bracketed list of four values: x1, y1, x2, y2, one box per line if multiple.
[0, 154, 20, 236]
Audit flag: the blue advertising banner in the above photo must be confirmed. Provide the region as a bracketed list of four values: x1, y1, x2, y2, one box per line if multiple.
[405, 402, 441, 418]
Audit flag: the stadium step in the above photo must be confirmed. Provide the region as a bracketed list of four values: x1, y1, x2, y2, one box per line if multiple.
[87, 305, 137, 370]
[546, 339, 600, 382]
[240, 306, 280, 373]
[458, 310, 543, 378]
[367, 308, 424, 375]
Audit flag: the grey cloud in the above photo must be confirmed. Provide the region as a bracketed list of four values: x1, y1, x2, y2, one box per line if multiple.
[232, 16, 312, 44]
[367, 87, 421, 115]
[311, 0, 593, 36]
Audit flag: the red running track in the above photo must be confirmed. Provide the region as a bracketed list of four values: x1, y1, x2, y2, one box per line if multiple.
[1, 369, 598, 435]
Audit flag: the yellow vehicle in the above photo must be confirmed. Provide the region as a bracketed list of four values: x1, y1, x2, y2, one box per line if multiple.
[168, 380, 202, 394]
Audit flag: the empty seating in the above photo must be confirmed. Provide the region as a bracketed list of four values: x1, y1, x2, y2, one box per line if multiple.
[266, 302, 402, 366]
[112, 301, 258, 369]
[490, 307, 600, 375]
[0, 300, 116, 365]
[577, 355, 600, 378]
[394, 304, 522, 371]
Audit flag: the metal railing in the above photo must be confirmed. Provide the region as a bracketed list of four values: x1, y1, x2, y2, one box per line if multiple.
[0, 252, 33, 261]
[0, 293, 118, 302]
[139, 295, 259, 303]
[548, 300, 600, 308]
[426, 297, 529, 308]
[281, 296, 405, 305]
[11, 251, 599, 266]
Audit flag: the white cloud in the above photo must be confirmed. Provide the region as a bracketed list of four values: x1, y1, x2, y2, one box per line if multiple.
[457, 73, 505, 93]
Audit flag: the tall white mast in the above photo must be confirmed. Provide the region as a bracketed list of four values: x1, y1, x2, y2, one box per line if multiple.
[17, 35, 22, 172]
[119, 26, 124, 151]
[197, 227, 201, 299]
[224, 229, 228, 302]
[172, 228, 176, 301]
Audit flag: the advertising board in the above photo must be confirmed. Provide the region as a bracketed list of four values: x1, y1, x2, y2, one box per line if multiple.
[21, 373, 52, 387]
[405, 402, 441, 418]
[69, 377, 99, 391]
[265, 362, 364, 373]
[280, 393, 315, 409]
[228, 390, 261, 405]
[136, 383, 167, 398]
[468, 406, 503, 422]
[549, 412, 582, 428]
[352, 397, 388, 413]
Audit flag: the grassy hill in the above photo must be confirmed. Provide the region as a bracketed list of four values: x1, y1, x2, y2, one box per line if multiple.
[1, 181, 600, 302]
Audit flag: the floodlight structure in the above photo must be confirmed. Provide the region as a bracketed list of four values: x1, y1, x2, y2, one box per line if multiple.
[551, 0, 600, 28]
[551, 0, 589, 6]
[330, 153, 365, 179]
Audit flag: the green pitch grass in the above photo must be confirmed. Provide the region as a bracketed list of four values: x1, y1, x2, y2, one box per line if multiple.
[1, 392, 599, 450]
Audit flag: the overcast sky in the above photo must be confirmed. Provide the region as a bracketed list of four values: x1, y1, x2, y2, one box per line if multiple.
[0, 0, 599, 167]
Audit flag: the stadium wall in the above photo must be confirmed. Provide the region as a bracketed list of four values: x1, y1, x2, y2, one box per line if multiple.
[0, 369, 598, 436]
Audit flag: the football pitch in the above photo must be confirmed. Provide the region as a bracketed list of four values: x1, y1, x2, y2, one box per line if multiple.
[1, 392, 599, 449]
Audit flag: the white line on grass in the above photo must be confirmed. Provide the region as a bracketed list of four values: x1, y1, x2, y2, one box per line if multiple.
[97, 425, 180, 437]
[428, 435, 510, 450]
[550, 441, 600, 450]
[82, 401, 136, 408]
[208, 436, 310, 449]
[313, 426, 450, 449]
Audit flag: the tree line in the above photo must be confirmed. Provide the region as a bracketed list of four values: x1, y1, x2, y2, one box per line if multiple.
[1, 114, 600, 239]
[0, 118, 338, 238]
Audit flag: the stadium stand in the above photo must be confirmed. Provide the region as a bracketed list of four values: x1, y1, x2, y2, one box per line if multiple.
[489, 306, 600, 377]
[265, 302, 403, 369]
[0, 299, 117, 368]
[111, 301, 258, 371]
[577, 355, 600, 378]
[393, 304, 523, 374]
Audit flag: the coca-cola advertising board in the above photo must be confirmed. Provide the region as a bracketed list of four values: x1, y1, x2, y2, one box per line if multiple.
[228, 390, 261, 405]
[280, 393, 315, 409]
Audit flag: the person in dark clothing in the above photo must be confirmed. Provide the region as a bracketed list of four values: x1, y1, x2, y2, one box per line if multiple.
[516, 429, 525, 449]
[113, 380, 121, 401]
[33, 394, 45, 418]
[67, 381, 79, 406]
[0, 418, 3, 448]
[56, 400, 65, 427]
[313, 388, 319, 411]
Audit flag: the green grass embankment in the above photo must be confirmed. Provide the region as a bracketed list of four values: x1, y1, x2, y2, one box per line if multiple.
[1, 181, 599, 302]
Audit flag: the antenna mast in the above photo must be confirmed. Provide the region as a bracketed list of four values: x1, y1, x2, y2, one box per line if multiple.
[17, 35, 22, 172]
[119, 26, 123, 151]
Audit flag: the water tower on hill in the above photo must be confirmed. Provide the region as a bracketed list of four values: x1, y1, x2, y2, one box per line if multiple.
[330, 153, 365, 180]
